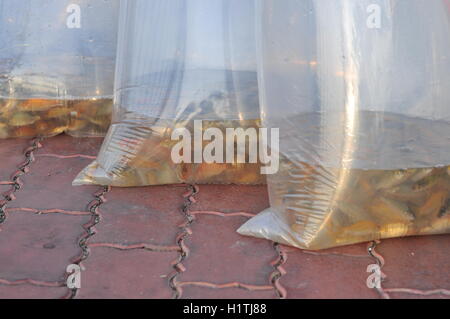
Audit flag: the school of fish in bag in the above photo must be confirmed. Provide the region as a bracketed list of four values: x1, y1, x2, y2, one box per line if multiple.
[74, 0, 264, 186]
[0, 0, 119, 138]
[238, 0, 450, 249]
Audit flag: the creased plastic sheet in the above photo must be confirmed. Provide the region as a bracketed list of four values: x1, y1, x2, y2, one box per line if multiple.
[74, 0, 264, 186]
[238, 0, 450, 250]
[0, 0, 119, 138]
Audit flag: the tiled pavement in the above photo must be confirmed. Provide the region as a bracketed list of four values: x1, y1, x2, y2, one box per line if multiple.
[0, 135, 449, 299]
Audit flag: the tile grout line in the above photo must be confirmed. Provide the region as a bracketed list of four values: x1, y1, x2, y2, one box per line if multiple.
[1, 139, 447, 299]
[169, 204, 289, 298]
[369, 241, 450, 299]
[168, 184, 199, 299]
[6, 207, 91, 216]
[368, 240, 450, 299]
[62, 185, 110, 299]
[190, 211, 256, 218]
[88, 242, 180, 252]
[384, 287, 450, 297]
[0, 278, 65, 288]
[270, 243, 288, 299]
[0, 138, 71, 296]
[35, 153, 96, 160]
[178, 281, 273, 291]
[367, 240, 391, 299]
[0, 138, 42, 230]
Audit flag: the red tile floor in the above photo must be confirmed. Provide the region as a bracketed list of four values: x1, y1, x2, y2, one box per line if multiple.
[0, 135, 449, 299]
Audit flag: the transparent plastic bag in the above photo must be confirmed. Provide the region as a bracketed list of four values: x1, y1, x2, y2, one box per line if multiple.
[238, 0, 450, 249]
[74, 0, 264, 186]
[0, 0, 119, 138]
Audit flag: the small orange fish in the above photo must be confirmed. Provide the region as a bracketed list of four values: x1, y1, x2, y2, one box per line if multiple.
[13, 126, 38, 138]
[45, 107, 70, 118]
[34, 120, 50, 133]
[21, 99, 62, 111]
[9, 113, 40, 126]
